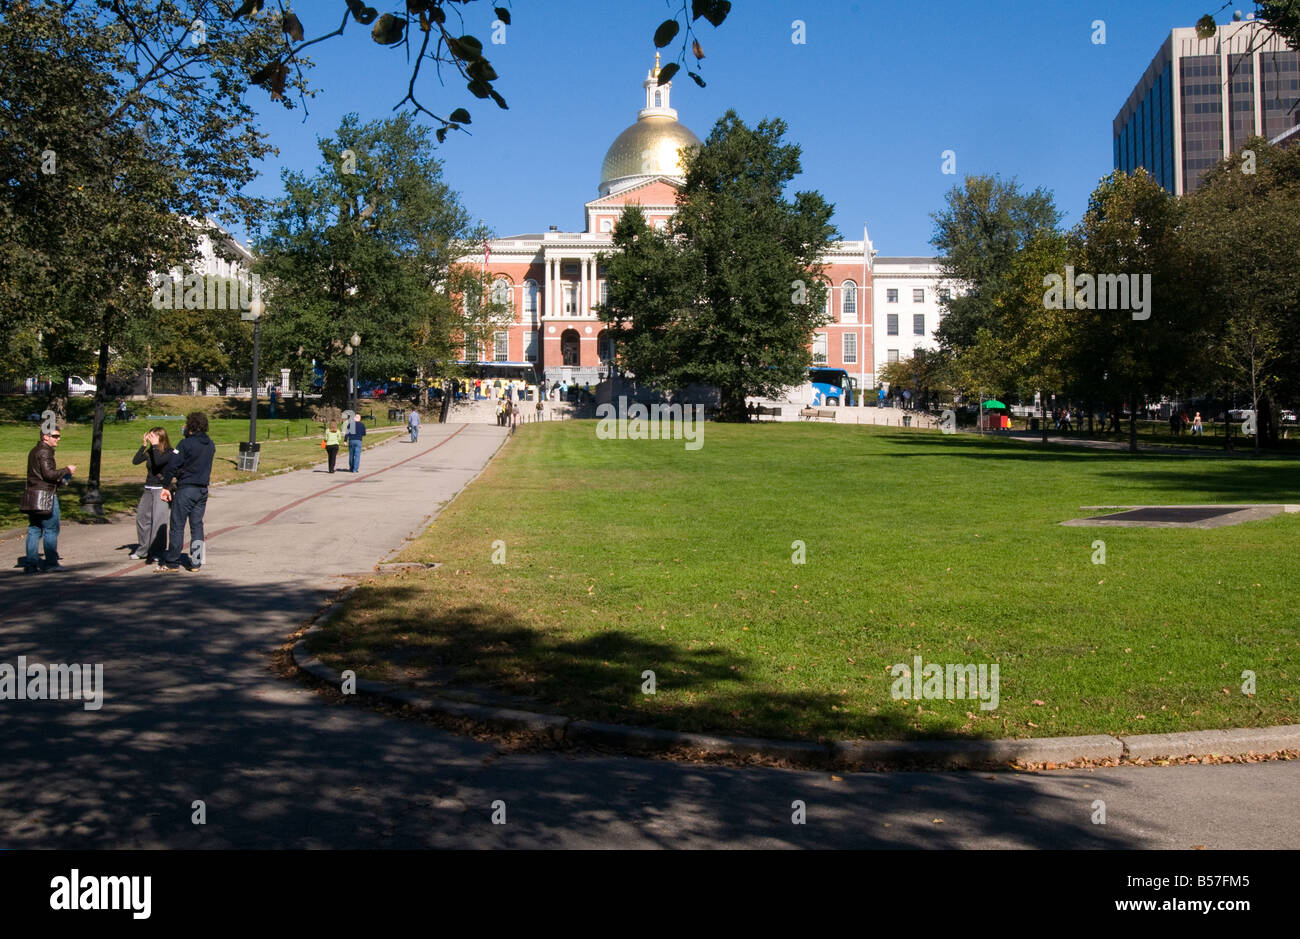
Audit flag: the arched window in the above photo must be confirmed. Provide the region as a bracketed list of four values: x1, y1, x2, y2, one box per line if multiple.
[523, 279, 539, 319]
[491, 277, 512, 308]
[560, 329, 581, 366]
[842, 280, 857, 321]
[597, 329, 614, 364]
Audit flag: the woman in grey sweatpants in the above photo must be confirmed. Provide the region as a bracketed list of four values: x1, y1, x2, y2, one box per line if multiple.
[130, 427, 172, 561]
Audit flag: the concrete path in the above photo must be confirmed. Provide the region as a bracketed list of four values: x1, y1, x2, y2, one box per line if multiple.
[2, 421, 1298, 848]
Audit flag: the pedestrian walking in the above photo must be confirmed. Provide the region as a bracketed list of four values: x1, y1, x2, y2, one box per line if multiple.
[407, 408, 421, 443]
[130, 426, 172, 562]
[156, 411, 215, 573]
[323, 420, 342, 473]
[1192, 412, 1203, 436]
[346, 414, 366, 472]
[20, 426, 74, 573]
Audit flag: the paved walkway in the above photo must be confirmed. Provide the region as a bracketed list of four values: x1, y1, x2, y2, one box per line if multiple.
[2, 422, 1298, 848]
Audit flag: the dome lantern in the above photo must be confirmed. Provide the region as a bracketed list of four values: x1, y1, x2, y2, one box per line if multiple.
[598, 54, 702, 196]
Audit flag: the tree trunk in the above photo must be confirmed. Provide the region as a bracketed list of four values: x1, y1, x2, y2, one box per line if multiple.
[1125, 399, 1136, 451]
[45, 381, 69, 423]
[718, 387, 750, 423]
[323, 367, 349, 409]
[81, 338, 111, 517]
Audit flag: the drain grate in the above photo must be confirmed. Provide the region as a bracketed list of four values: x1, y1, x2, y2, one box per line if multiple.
[1091, 506, 1242, 523]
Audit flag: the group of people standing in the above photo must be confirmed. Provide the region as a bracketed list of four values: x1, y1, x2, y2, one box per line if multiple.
[21, 411, 215, 574]
[1169, 411, 1205, 435]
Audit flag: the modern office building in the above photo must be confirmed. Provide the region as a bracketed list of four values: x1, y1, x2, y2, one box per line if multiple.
[1114, 17, 1300, 195]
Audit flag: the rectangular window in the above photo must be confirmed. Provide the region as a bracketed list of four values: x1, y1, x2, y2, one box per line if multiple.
[842, 332, 857, 364]
[600, 281, 608, 305]
[913, 288, 925, 303]
[913, 314, 925, 336]
[887, 349, 899, 363]
[812, 332, 827, 364]
[564, 283, 577, 314]
[465, 338, 480, 362]
[886, 288, 898, 303]
[939, 288, 951, 301]
[523, 330, 538, 362]
[887, 314, 899, 336]
[493, 331, 509, 362]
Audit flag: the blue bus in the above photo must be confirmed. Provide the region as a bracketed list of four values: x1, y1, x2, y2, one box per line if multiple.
[808, 367, 856, 406]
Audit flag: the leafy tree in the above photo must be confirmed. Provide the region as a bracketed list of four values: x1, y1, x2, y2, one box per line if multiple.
[1068, 169, 1194, 452]
[600, 112, 834, 422]
[929, 175, 1061, 354]
[1, 2, 281, 509]
[1180, 137, 1300, 451]
[1198, 2, 1300, 49]
[256, 112, 470, 406]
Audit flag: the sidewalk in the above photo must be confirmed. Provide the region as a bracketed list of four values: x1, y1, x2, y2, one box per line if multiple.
[3, 420, 1298, 849]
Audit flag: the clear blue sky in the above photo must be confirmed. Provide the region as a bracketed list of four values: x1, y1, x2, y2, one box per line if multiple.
[238, 0, 1221, 255]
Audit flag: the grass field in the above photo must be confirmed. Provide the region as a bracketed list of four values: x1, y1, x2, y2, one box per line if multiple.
[309, 421, 1300, 742]
[1, 397, 404, 529]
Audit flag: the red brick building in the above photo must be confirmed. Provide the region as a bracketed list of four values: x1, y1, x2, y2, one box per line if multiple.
[460, 55, 877, 392]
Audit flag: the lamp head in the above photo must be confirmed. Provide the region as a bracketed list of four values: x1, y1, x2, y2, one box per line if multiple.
[248, 296, 266, 320]
[351, 333, 361, 348]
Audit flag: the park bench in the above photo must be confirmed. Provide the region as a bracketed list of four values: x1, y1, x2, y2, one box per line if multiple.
[799, 407, 837, 421]
[752, 405, 781, 421]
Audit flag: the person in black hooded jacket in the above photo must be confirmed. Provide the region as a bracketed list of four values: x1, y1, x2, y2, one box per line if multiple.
[156, 412, 216, 572]
[130, 426, 172, 561]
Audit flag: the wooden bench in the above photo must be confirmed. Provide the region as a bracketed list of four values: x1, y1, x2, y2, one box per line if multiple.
[751, 405, 781, 421]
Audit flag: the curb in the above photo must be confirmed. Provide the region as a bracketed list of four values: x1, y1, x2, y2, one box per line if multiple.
[290, 616, 1298, 771]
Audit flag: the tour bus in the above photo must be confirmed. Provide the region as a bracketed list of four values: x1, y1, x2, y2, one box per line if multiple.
[786, 367, 856, 407]
[454, 361, 542, 401]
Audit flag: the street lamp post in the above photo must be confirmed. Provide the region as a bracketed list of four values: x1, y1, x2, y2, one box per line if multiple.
[240, 296, 265, 471]
[349, 332, 361, 412]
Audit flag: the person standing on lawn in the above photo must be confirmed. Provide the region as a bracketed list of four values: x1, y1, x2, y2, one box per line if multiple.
[346, 414, 366, 473]
[323, 420, 342, 473]
[156, 412, 215, 573]
[130, 426, 172, 562]
[407, 408, 420, 443]
[21, 427, 75, 573]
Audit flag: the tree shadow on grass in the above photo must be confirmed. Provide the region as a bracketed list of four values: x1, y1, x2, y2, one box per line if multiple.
[0, 572, 1154, 849]
[307, 598, 1005, 745]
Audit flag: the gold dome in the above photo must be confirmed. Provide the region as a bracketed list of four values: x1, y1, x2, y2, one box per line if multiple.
[599, 116, 702, 190]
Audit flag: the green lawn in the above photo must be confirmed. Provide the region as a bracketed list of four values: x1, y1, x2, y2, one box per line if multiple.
[309, 421, 1300, 743]
[1, 404, 403, 529]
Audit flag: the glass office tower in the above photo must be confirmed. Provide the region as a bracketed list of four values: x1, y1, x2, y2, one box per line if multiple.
[1114, 19, 1300, 195]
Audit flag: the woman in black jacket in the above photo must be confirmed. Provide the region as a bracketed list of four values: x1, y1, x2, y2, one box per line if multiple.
[22, 427, 75, 573]
[129, 427, 172, 561]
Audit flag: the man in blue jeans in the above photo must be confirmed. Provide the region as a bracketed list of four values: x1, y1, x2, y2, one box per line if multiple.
[346, 415, 366, 472]
[407, 408, 420, 443]
[22, 427, 75, 573]
[157, 412, 215, 572]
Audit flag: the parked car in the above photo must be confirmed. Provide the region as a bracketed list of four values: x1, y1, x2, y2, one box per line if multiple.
[67, 375, 96, 396]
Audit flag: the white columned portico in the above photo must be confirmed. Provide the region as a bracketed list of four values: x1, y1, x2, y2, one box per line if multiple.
[543, 252, 552, 320]
[580, 256, 589, 317]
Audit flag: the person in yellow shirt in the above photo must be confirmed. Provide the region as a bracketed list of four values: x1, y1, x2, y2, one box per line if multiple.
[323, 420, 343, 473]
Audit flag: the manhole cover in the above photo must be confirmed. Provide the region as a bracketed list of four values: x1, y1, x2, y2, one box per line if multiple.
[1090, 507, 1241, 523]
